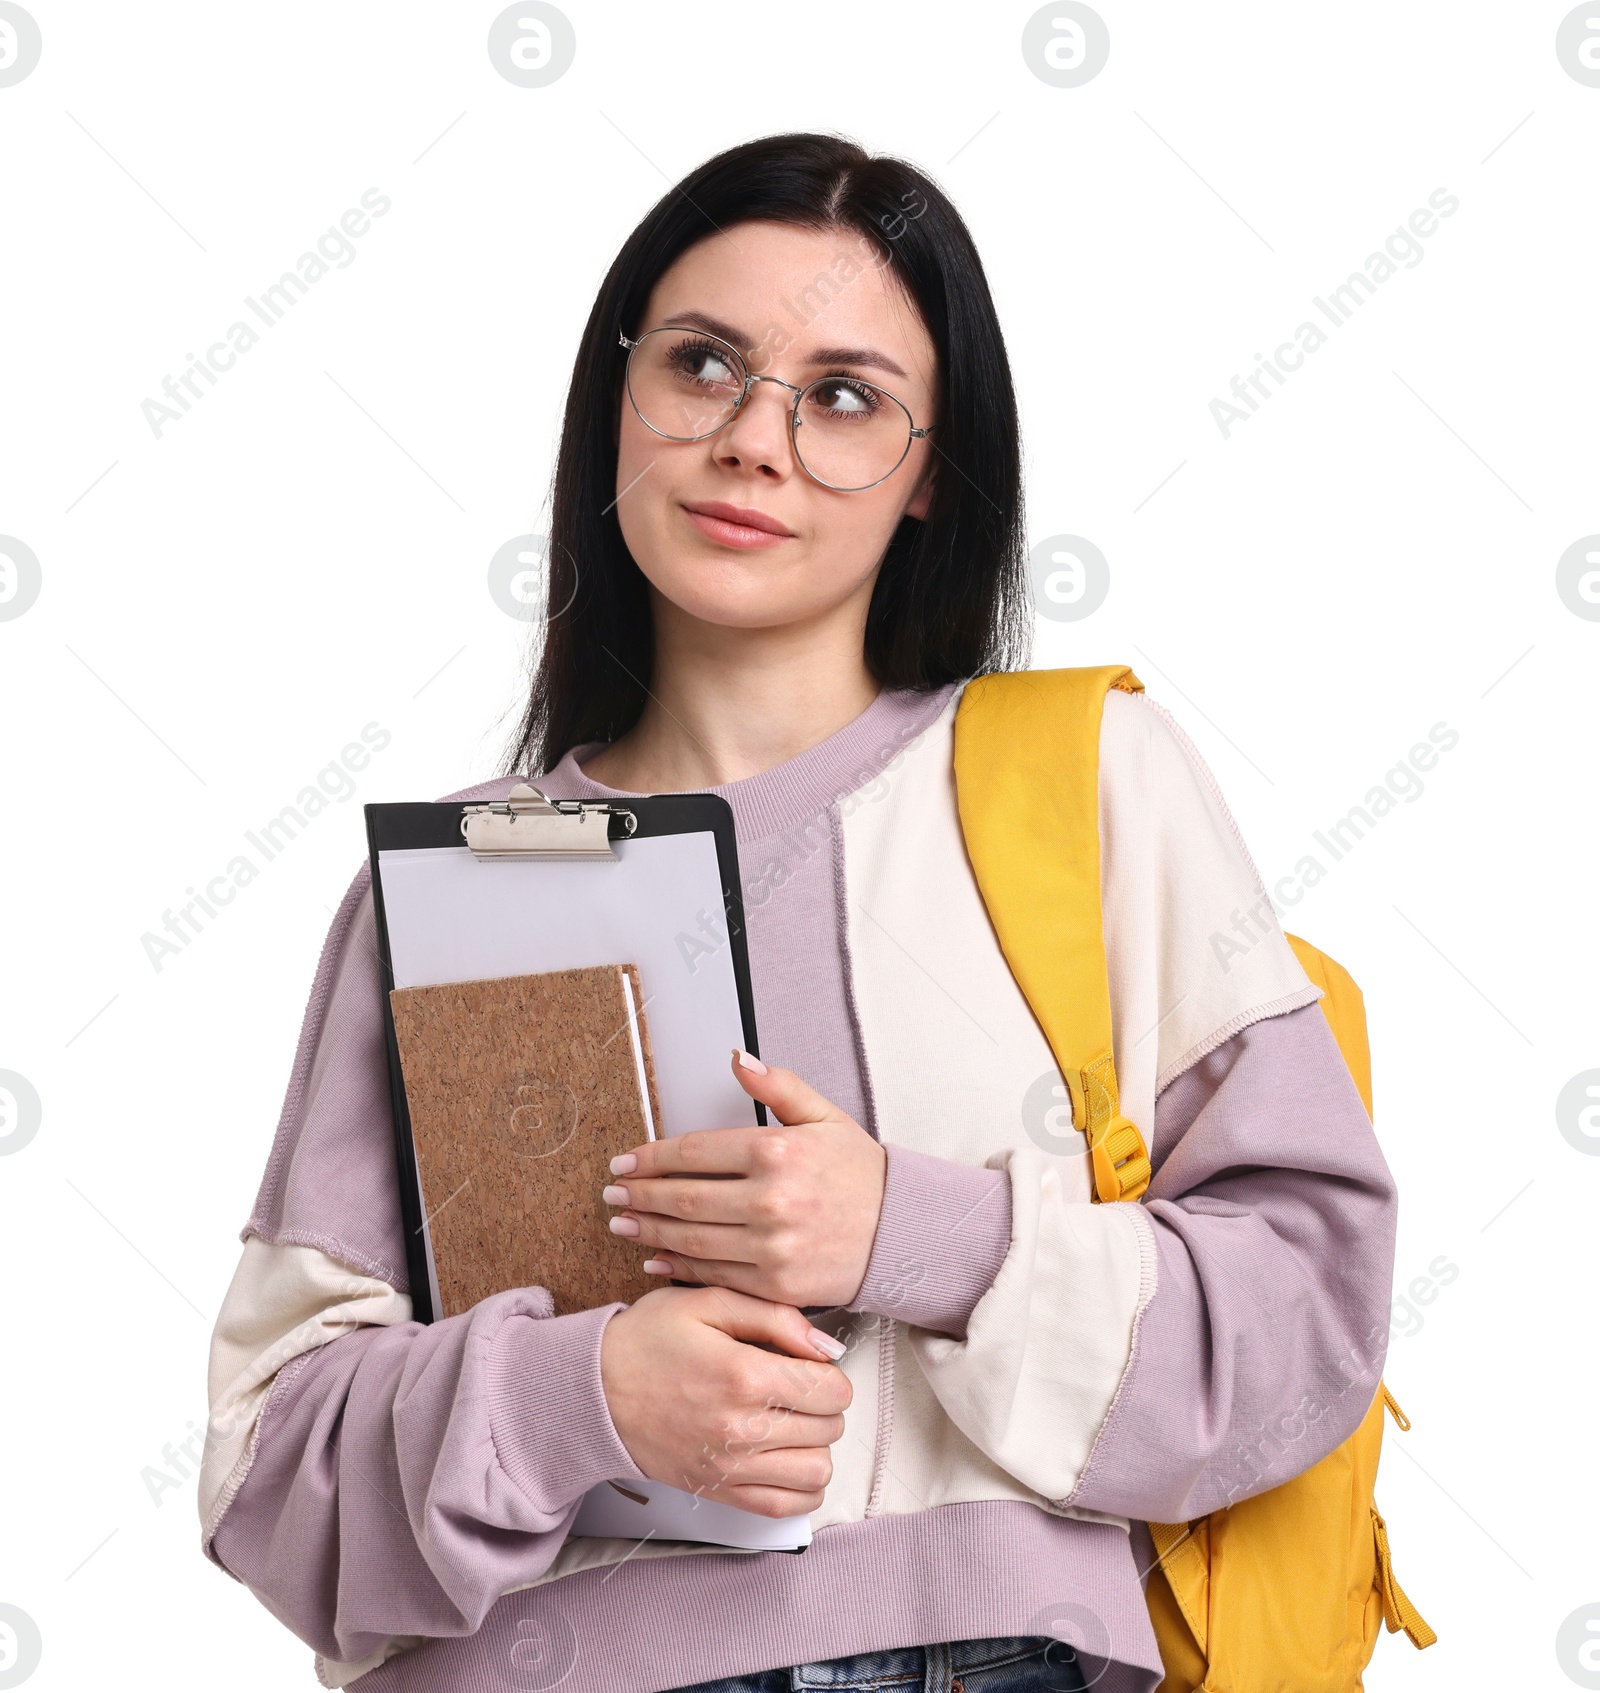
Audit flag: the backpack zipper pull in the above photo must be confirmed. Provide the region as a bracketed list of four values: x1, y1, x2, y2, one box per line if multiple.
[1381, 1384, 1411, 1431]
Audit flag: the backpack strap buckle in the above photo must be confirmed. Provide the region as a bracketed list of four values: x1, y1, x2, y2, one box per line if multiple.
[1081, 1051, 1152, 1203]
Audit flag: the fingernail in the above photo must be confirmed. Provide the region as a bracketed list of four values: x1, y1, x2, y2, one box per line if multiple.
[602, 1185, 630, 1205]
[733, 1047, 768, 1075]
[609, 1216, 641, 1238]
[808, 1326, 846, 1360]
[642, 1258, 673, 1275]
[609, 1153, 638, 1175]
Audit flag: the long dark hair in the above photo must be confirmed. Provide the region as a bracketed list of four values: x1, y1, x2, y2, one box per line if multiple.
[501, 131, 1030, 777]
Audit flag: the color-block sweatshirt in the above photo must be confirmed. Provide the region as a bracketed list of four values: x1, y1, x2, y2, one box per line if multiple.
[199, 679, 1398, 1693]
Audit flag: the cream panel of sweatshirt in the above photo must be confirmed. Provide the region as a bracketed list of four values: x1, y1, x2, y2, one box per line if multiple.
[201, 1236, 411, 1545]
[838, 685, 1318, 1509]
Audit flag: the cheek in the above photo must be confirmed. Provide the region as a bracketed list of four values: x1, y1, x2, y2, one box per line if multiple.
[615, 406, 656, 489]
[613, 414, 679, 566]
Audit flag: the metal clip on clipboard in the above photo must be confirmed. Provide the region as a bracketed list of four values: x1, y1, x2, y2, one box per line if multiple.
[459, 783, 639, 861]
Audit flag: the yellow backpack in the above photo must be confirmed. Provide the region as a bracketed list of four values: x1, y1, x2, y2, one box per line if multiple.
[951, 665, 1435, 1692]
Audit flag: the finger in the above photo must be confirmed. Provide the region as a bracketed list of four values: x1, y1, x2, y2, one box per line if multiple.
[609, 1172, 758, 1226]
[609, 1125, 763, 1181]
[729, 1049, 837, 1127]
[679, 1287, 853, 1378]
[697, 1442, 835, 1499]
[640, 1248, 725, 1285]
[609, 1211, 754, 1266]
[744, 1351, 852, 1419]
[713, 1481, 829, 1518]
[696, 1404, 847, 1457]
[640, 1249, 773, 1299]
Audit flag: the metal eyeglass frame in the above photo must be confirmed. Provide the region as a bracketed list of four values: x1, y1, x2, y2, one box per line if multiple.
[618, 325, 936, 493]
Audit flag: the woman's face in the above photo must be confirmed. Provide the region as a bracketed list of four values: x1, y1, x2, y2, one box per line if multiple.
[614, 220, 939, 635]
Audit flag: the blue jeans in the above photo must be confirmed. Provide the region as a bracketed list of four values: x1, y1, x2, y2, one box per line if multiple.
[664, 1635, 1090, 1693]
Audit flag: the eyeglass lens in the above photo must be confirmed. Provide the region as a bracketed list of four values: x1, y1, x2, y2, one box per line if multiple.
[626, 327, 914, 491]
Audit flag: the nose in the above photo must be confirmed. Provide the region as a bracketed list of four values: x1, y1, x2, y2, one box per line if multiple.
[712, 375, 798, 481]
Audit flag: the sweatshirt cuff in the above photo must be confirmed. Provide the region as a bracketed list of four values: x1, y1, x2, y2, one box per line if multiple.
[487, 1302, 647, 1509]
[845, 1143, 1013, 1337]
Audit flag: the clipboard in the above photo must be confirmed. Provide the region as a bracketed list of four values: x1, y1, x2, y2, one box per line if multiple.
[363, 782, 811, 1553]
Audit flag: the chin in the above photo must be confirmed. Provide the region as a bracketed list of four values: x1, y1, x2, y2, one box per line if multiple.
[664, 582, 817, 631]
[641, 560, 824, 631]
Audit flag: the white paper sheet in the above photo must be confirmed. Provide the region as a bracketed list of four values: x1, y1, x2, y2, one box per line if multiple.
[375, 832, 811, 1552]
[567, 1473, 813, 1552]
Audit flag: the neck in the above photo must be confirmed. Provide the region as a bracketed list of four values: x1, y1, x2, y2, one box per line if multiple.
[579, 589, 880, 792]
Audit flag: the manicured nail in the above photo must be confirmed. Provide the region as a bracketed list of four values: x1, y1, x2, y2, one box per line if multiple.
[733, 1047, 768, 1075]
[609, 1216, 640, 1238]
[642, 1258, 673, 1275]
[808, 1327, 846, 1360]
[609, 1153, 638, 1175]
[602, 1185, 630, 1205]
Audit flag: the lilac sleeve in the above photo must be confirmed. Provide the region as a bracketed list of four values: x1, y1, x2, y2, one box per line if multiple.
[1068, 1000, 1398, 1521]
[207, 865, 649, 1663]
[212, 1296, 646, 1663]
[845, 1143, 1012, 1337]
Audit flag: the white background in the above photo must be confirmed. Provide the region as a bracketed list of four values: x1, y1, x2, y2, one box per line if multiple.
[1, 3, 1596, 1688]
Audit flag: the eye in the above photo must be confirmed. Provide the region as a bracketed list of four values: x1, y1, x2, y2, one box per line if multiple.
[664, 336, 741, 389]
[805, 376, 883, 420]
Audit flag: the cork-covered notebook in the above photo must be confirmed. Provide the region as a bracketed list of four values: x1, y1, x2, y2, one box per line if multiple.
[388, 964, 663, 1318]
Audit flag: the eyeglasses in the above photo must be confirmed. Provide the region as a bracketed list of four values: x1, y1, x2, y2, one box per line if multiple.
[618, 325, 936, 493]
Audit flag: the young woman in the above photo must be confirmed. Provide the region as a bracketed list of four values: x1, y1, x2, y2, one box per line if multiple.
[201, 134, 1397, 1693]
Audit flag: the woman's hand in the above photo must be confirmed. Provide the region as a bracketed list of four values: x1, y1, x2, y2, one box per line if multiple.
[599, 1284, 851, 1518]
[602, 1051, 888, 1308]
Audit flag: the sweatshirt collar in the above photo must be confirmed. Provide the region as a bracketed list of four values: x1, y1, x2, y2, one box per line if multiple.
[535, 681, 959, 844]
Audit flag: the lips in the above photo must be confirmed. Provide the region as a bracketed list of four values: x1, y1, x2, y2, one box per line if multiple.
[681, 501, 794, 547]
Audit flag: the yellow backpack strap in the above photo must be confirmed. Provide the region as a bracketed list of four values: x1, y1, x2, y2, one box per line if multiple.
[1147, 1519, 1210, 1656]
[952, 666, 1151, 1204]
[1283, 932, 1373, 1118]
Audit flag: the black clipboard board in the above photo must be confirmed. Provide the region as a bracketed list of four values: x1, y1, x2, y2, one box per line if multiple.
[363, 788, 763, 1326]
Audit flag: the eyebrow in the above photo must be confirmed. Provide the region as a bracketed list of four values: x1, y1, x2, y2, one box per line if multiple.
[659, 309, 911, 381]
